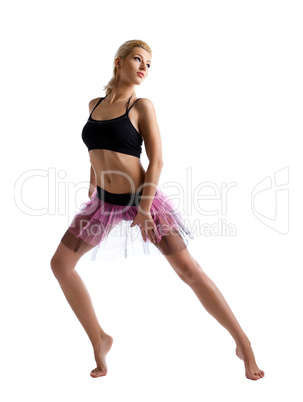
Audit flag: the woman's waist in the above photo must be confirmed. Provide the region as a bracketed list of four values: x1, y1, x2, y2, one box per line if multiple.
[96, 185, 146, 206]
[93, 163, 145, 194]
[95, 171, 145, 192]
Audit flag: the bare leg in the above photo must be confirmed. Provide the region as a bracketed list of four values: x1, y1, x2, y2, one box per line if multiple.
[50, 239, 113, 378]
[164, 247, 265, 381]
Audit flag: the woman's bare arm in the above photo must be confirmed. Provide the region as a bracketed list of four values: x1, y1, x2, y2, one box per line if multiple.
[87, 99, 100, 198]
[137, 98, 164, 212]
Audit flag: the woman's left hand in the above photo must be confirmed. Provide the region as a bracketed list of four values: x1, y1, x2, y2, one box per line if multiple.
[130, 210, 160, 243]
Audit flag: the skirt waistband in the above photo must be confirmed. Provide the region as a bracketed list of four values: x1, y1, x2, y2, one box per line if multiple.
[96, 185, 144, 206]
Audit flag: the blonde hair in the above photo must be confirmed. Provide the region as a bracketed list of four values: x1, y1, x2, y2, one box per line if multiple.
[103, 39, 152, 97]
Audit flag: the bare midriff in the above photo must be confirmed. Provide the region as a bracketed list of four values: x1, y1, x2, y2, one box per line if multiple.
[89, 149, 146, 194]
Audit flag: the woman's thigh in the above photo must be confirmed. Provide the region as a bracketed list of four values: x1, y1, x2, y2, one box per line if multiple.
[151, 229, 203, 280]
[152, 228, 189, 258]
[50, 230, 96, 277]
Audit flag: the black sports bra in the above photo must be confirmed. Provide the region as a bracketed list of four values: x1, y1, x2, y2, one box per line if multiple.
[82, 95, 143, 158]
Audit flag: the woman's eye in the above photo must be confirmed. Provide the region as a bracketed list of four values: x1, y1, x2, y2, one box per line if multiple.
[134, 57, 151, 68]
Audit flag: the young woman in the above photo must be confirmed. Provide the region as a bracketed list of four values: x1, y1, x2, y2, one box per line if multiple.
[50, 39, 264, 380]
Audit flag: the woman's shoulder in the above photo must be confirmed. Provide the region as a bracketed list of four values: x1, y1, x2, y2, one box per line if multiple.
[137, 97, 152, 104]
[136, 97, 155, 111]
[136, 98, 157, 119]
[88, 97, 103, 113]
[88, 96, 102, 107]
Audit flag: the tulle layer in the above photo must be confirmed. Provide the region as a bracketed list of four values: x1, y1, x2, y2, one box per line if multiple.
[61, 186, 194, 262]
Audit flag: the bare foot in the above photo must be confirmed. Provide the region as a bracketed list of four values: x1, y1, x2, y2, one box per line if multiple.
[235, 341, 265, 380]
[90, 333, 114, 378]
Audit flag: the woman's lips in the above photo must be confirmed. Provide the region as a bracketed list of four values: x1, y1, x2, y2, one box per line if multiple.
[137, 72, 144, 78]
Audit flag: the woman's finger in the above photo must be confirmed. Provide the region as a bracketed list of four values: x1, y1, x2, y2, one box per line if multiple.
[145, 221, 155, 243]
[147, 231, 154, 243]
[149, 229, 157, 243]
[151, 225, 160, 242]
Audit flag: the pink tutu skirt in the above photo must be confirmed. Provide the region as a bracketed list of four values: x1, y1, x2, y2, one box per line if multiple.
[60, 185, 194, 262]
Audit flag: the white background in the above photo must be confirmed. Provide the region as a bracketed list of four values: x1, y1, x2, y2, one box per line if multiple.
[1, 0, 303, 400]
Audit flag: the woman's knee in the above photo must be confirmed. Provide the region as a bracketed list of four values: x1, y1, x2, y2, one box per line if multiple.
[50, 241, 78, 278]
[165, 249, 206, 284]
[179, 262, 205, 285]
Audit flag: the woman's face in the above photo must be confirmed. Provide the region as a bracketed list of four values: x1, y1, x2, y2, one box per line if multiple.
[116, 47, 152, 86]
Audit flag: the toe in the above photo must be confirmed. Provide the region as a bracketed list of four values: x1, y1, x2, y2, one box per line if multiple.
[90, 367, 107, 377]
[246, 371, 259, 380]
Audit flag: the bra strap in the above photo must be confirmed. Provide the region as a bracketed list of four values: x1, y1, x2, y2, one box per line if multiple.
[89, 97, 105, 117]
[127, 97, 141, 113]
[126, 95, 133, 111]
